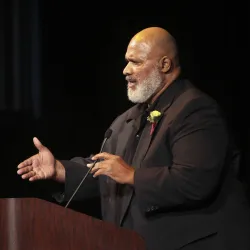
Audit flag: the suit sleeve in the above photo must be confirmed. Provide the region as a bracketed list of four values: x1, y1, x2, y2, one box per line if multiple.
[133, 98, 229, 213]
[52, 117, 121, 204]
[54, 156, 100, 202]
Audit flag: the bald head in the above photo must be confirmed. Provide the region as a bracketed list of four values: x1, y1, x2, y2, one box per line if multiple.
[128, 27, 179, 66]
[124, 27, 181, 104]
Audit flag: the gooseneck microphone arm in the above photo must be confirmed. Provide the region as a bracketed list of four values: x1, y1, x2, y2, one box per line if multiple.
[64, 129, 112, 208]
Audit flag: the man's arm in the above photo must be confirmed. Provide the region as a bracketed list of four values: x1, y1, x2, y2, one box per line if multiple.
[53, 156, 100, 203]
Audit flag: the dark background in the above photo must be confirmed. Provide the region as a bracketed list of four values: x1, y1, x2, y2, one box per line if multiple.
[0, 1, 249, 217]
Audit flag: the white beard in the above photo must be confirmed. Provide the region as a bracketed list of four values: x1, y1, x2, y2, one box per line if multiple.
[127, 67, 163, 103]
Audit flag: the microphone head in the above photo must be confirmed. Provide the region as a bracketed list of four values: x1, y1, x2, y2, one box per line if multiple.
[104, 128, 113, 139]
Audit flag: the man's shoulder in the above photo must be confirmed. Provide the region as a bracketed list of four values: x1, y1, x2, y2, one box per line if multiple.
[111, 104, 138, 123]
[179, 79, 220, 107]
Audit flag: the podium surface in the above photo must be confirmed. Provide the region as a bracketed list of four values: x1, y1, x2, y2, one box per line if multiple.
[0, 197, 146, 250]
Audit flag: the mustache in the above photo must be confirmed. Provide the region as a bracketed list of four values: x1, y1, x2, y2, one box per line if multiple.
[125, 76, 136, 82]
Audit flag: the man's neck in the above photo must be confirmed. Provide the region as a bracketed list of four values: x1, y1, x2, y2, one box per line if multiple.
[149, 68, 181, 104]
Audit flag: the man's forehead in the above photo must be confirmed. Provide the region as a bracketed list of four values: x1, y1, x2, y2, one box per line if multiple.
[129, 39, 150, 51]
[125, 39, 151, 58]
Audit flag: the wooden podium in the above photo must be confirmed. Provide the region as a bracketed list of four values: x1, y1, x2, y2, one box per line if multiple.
[0, 198, 146, 250]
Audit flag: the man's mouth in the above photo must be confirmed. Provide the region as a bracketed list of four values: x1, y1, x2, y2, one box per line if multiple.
[127, 82, 135, 88]
[126, 77, 137, 88]
[126, 76, 136, 82]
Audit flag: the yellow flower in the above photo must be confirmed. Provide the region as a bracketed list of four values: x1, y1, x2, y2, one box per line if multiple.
[147, 110, 162, 123]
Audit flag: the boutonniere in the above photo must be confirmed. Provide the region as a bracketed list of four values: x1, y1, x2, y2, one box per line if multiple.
[147, 110, 162, 136]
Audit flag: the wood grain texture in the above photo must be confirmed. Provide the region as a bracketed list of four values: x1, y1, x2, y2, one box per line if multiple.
[0, 198, 145, 250]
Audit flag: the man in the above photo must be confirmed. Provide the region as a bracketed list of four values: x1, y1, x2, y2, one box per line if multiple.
[17, 27, 250, 250]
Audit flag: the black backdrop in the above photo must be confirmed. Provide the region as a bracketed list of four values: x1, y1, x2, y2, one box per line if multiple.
[1, 1, 249, 217]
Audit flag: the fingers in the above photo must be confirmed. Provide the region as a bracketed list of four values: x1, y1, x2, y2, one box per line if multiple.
[88, 162, 106, 178]
[17, 157, 35, 180]
[91, 152, 113, 161]
[93, 165, 112, 178]
[92, 168, 105, 178]
[33, 137, 45, 151]
[17, 166, 39, 181]
[29, 175, 40, 182]
[86, 162, 112, 178]
[86, 162, 99, 174]
[86, 162, 94, 169]
[17, 158, 33, 169]
[21, 171, 36, 180]
[17, 166, 33, 175]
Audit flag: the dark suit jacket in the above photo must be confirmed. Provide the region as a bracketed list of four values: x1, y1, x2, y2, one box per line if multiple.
[59, 79, 250, 250]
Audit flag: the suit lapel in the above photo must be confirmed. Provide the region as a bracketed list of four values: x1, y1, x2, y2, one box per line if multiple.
[116, 104, 146, 157]
[131, 78, 192, 168]
[115, 121, 134, 157]
[119, 78, 191, 225]
[113, 105, 147, 226]
[118, 104, 172, 225]
[132, 103, 172, 168]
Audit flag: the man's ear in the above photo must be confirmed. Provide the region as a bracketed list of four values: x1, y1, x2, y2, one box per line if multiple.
[160, 56, 171, 73]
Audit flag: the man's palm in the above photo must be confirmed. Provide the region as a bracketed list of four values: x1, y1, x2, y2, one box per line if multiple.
[17, 137, 56, 181]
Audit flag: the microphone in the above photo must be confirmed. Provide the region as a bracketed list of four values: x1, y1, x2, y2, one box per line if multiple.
[64, 128, 113, 208]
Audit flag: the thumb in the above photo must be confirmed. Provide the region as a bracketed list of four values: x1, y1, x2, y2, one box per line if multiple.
[33, 137, 45, 151]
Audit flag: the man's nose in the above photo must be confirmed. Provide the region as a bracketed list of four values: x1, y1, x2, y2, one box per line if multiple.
[123, 63, 132, 75]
